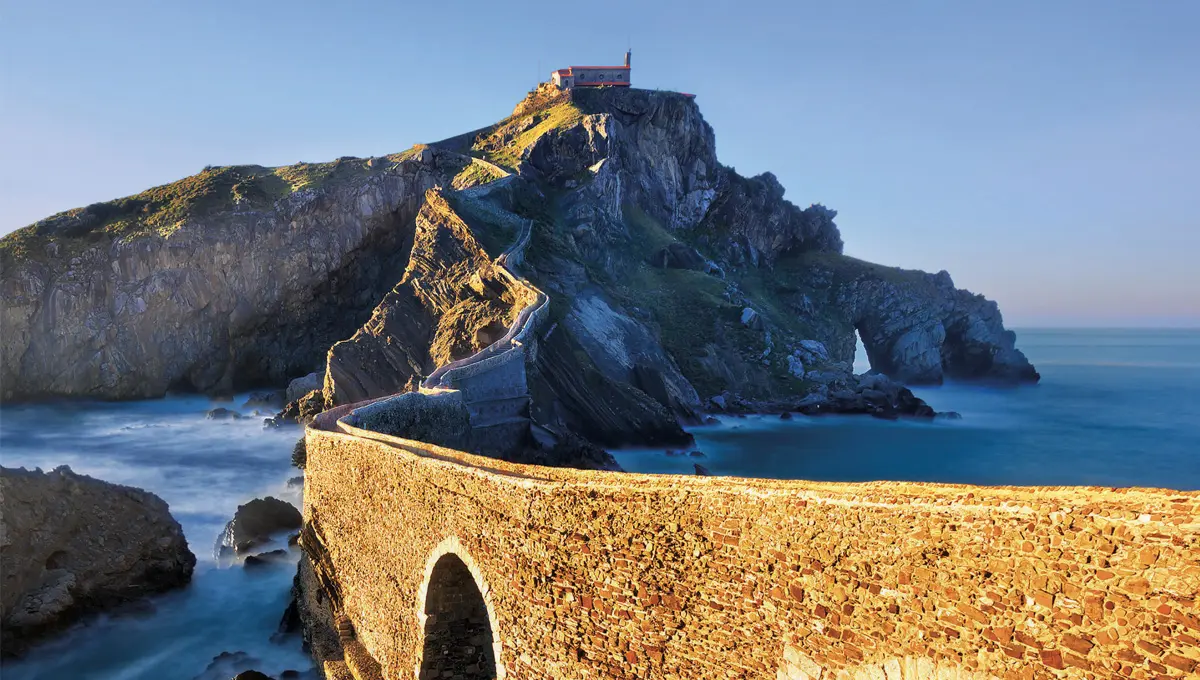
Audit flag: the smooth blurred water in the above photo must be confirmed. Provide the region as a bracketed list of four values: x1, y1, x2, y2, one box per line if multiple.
[613, 329, 1200, 490]
[0, 395, 313, 679]
[1, 329, 1197, 677]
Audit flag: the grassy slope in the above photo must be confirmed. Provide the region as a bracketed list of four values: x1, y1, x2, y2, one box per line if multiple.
[0, 152, 429, 268]
[471, 90, 584, 171]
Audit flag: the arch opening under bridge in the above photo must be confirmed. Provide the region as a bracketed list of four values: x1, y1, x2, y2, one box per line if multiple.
[417, 542, 501, 680]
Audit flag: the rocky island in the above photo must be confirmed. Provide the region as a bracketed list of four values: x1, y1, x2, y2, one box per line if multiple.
[6, 85, 1198, 680]
[1, 85, 1036, 453]
[0, 466, 196, 656]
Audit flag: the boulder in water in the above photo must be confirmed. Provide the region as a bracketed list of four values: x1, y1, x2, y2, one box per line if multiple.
[268, 390, 326, 428]
[215, 497, 302, 559]
[1, 466, 195, 656]
[206, 407, 243, 420]
[243, 550, 290, 569]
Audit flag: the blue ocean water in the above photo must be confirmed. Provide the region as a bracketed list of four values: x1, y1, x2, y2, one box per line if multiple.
[0, 396, 313, 679]
[613, 328, 1200, 490]
[0, 329, 1196, 677]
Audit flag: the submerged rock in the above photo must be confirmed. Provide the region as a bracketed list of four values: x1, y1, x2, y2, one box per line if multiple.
[192, 651, 262, 680]
[0, 466, 195, 656]
[206, 407, 243, 420]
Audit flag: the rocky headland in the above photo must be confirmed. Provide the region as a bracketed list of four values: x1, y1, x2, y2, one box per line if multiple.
[1, 85, 1037, 453]
[0, 466, 196, 656]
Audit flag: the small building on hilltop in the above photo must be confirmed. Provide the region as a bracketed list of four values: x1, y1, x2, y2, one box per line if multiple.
[551, 50, 631, 89]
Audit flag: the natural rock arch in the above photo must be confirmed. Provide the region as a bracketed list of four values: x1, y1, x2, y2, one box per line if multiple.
[415, 537, 503, 680]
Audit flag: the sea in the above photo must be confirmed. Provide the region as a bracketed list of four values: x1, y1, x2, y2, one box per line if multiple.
[1, 328, 1197, 678]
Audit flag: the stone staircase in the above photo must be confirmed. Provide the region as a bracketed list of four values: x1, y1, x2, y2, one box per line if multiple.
[419, 209, 549, 454]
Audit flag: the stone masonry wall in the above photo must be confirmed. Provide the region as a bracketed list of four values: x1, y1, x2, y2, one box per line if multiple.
[303, 422, 1200, 680]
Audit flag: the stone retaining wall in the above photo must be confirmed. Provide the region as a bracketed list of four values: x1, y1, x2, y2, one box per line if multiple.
[303, 421, 1200, 679]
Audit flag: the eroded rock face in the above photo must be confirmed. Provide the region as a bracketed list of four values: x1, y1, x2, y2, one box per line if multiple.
[563, 288, 700, 414]
[2, 86, 1036, 442]
[529, 322, 691, 447]
[0, 466, 195, 655]
[830, 265, 1039, 385]
[1, 153, 463, 401]
[323, 189, 528, 405]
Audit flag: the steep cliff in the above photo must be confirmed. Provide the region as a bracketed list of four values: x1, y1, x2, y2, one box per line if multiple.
[323, 186, 530, 405]
[1, 149, 464, 400]
[1, 86, 1036, 426]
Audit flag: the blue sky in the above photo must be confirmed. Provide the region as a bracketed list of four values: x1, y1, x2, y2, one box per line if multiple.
[2, 1, 1198, 326]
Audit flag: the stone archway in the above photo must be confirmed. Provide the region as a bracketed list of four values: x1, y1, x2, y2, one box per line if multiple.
[416, 538, 503, 680]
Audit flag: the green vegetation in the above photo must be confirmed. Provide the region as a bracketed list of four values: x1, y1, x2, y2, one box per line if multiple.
[473, 99, 585, 170]
[450, 161, 504, 191]
[622, 204, 677, 254]
[0, 154, 416, 267]
[780, 251, 934, 290]
[622, 267, 749, 397]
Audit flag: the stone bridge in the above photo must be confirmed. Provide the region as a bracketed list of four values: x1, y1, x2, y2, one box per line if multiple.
[298, 173, 1199, 679]
[302, 414, 1200, 679]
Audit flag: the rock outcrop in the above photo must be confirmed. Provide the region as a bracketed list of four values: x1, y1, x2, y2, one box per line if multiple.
[323, 188, 529, 405]
[1, 150, 466, 400]
[215, 496, 303, 559]
[0, 466, 196, 655]
[2, 85, 1037, 441]
[780, 254, 1038, 385]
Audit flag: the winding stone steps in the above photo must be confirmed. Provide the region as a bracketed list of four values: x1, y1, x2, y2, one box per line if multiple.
[324, 168, 549, 457]
[413, 187, 549, 453]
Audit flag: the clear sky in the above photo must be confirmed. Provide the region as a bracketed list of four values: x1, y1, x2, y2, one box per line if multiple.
[2, 1, 1197, 327]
